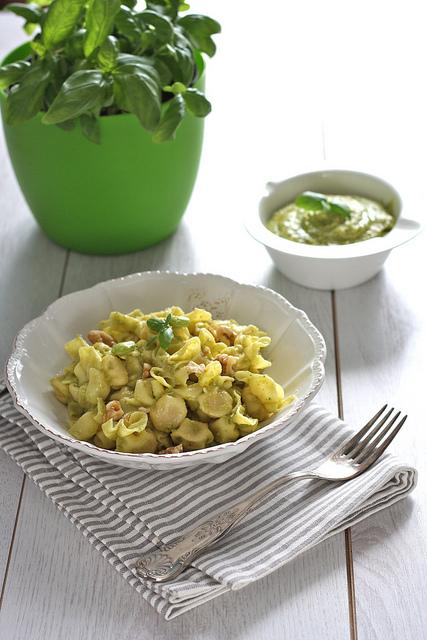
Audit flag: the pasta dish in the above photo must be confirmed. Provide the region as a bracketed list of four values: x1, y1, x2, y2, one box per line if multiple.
[50, 307, 293, 454]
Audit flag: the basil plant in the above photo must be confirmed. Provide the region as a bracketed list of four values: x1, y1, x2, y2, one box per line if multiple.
[0, 0, 220, 143]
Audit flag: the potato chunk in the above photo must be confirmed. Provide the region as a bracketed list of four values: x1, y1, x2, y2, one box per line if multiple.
[210, 417, 240, 443]
[116, 430, 158, 453]
[94, 430, 116, 450]
[150, 395, 187, 432]
[69, 411, 99, 441]
[153, 429, 173, 450]
[171, 418, 214, 450]
[199, 389, 233, 418]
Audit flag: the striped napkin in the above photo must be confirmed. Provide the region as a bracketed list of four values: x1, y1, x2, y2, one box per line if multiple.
[0, 381, 416, 620]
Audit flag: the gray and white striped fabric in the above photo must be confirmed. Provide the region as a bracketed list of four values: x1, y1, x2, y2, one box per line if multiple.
[0, 381, 416, 619]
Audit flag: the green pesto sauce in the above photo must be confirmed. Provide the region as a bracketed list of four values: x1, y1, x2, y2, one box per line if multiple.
[267, 195, 395, 246]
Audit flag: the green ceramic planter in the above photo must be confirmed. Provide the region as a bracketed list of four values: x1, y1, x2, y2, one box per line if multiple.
[1, 44, 204, 254]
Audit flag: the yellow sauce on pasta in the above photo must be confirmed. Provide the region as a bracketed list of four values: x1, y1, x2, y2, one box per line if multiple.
[51, 307, 294, 453]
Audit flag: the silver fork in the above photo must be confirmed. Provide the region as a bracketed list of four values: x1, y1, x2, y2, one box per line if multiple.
[136, 405, 407, 582]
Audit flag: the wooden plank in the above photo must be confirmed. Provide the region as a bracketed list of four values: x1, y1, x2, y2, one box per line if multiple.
[0, 14, 67, 590]
[334, 237, 427, 640]
[320, 3, 427, 637]
[0, 480, 349, 640]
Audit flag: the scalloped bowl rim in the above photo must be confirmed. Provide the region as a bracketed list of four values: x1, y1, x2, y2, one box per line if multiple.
[5, 271, 326, 465]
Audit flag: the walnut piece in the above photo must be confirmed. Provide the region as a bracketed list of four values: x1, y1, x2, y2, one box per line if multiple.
[159, 443, 184, 455]
[103, 400, 123, 422]
[216, 353, 238, 376]
[208, 325, 237, 345]
[87, 330, 115, 347]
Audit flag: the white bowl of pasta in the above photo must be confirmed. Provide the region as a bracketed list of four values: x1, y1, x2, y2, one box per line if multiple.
[6, 272, 325, 470]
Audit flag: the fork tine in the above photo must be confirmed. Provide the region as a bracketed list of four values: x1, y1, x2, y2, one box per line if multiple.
[338, 404, 388, 456]
[353, 410, 401, 463]
[348, 408, 396, 460]
[358, 415, 407, 469]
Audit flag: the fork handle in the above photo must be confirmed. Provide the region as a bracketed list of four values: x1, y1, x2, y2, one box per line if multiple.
[136, 470, 313, 583]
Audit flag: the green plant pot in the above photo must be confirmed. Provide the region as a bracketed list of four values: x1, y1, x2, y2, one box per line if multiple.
[0, 44, 205, 255]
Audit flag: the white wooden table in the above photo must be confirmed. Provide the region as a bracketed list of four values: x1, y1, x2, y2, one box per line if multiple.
[0, 4, 426, 638]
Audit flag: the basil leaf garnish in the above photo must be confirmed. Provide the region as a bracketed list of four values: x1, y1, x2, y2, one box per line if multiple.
[296, 191, 351, 219]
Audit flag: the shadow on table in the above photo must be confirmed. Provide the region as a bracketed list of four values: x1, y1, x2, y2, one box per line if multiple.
[334, 269, 414, 370]
[0, 222, 66, 363]
[149, 499, 415, 640]
[56, 220, 198, 294]
[146, 536, 348, 639]
[261, 266, 414, 372]
[350, 496, 416, 553]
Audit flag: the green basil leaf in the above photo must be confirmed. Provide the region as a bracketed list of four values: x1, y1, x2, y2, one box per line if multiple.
[174, 38, 195, 84]
[122, 0, 137, 7]
[42, 70, 109, 124]
[153, 57, 172, 85]
[146, 0, 180, 20]
[147, 317, 166, 332]
[295, 192, 327, 212]
[113, 68, 160, 130]
[159, 325, 174, 350]
[115, 53, 159, 82]
[6, 3, 43, 23]
[97, 35, 119, 71]
[56, 118, 77, 131]
[44, 62, 65, 107]
[4, 62, 50, 125]
[183, 88, 211, 117]
[136, 30, 156, 55]
[80, 113, 101, 143]
[114, 5, 141, 45]
[152, 93, 184, 142]
[328, 201, 352, 218]
[158, 40, 193, 85]
[111, 340, 137, 357]
[0, 60, 31, 90]
[139, 10, 173, 45]
[30, 39, 47, 57]
[295, 192, 352, 218]
[24, 23, 39, 36]
[116, 53, 148, 67]
[182, 14, 221, 35]
[42, 0, 85, 50]
[84, 0, 122, 57]
[168, 315, 189, 328]
[64, 28, 86, 59]
[178, 14, 221, 57]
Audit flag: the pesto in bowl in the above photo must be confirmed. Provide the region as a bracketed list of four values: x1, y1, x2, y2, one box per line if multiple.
[267, 192, 395, 246]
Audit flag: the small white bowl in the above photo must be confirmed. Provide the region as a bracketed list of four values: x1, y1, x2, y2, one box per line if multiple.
[246, 170, 422, 290]
[6, 272, 326, 470]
